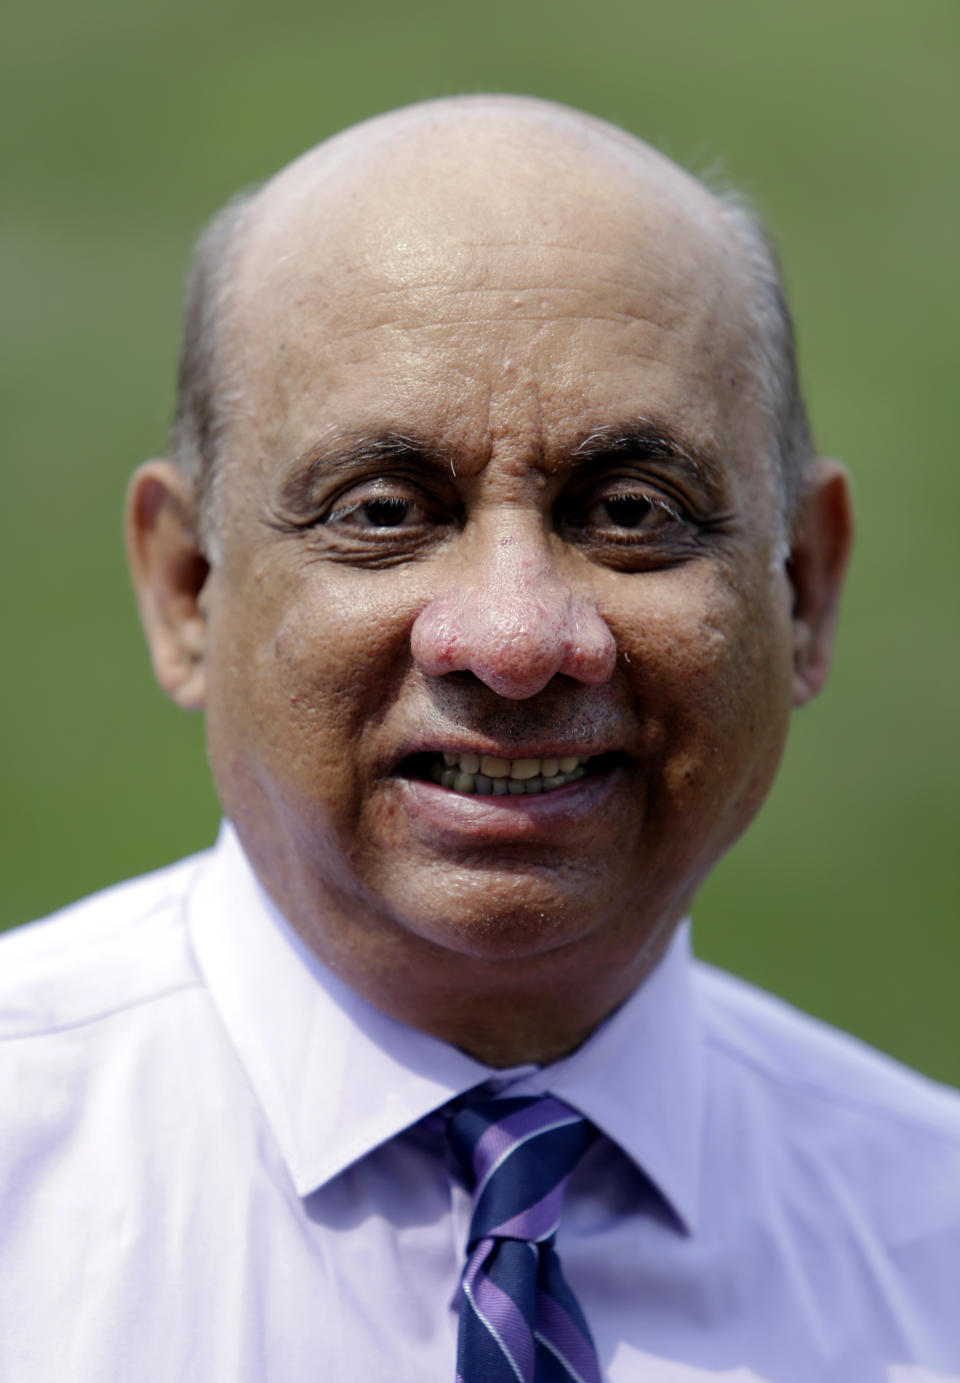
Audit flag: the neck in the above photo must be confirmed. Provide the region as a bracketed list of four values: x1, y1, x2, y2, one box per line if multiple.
[305, 910, 680, 1067]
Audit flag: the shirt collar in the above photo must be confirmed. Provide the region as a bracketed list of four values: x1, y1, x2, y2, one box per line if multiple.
[188, 822, 702, 1233]
[509, 928, 704, 1232]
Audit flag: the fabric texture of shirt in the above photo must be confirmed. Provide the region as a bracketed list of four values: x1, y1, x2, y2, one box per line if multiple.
[1, 823, 958, 1382]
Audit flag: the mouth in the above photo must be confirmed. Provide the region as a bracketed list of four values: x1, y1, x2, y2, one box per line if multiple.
[396, 750, 625, 797]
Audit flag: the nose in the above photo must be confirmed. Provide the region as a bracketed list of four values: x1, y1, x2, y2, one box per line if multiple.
[410, 524, 617, 700]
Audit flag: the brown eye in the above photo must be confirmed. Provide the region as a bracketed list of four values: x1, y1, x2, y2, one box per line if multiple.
[360, 497, 411, 527]
[326, 488, 427, 529]
[570, 486, 683, 534]
[602, 494, 655, 528]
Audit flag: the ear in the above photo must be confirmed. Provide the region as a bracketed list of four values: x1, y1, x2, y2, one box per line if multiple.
[786, 459, 854, 708]
[125, 460, 211, 711]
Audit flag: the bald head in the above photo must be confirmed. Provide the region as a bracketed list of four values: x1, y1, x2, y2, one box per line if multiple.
[245, 95, 719, 240]
[171, 97, 811, 544]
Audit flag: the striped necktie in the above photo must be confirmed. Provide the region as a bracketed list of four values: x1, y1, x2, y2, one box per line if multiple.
[446, 1094, 602, 1383]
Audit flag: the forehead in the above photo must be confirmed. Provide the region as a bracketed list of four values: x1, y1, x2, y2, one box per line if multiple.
[222, 116, 766, 479]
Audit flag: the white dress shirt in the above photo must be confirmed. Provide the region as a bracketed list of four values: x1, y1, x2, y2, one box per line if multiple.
[1, 823, 958, 1382]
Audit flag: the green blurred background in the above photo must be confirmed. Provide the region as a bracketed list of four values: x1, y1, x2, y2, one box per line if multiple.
[3, 0, 957, 1082]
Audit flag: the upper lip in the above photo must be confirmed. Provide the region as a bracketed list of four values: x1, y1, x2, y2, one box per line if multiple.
[385, 692, 630, 772]
[392, 739, 623, 766]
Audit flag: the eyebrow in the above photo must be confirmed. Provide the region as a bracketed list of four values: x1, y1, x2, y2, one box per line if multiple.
[278, 431, 450, 511]
[569, 420, 724, 490]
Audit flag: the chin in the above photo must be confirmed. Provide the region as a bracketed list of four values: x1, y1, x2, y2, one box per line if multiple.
[375, 864, 619, 963]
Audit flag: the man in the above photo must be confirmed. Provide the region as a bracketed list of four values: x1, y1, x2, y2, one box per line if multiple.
[1, 96, 957, 1382]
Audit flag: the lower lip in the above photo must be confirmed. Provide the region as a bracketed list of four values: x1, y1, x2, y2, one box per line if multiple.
[393, 765, 625, 844]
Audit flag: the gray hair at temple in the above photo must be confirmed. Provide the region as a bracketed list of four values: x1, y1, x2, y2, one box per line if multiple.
[169, 189, 255, 554]
[168, 149, 814, 556]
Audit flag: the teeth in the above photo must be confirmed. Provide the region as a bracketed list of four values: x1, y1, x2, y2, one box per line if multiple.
[429, 752, 589, 796]
[480, 755, 510, 778]
[509, 758, 541, 781]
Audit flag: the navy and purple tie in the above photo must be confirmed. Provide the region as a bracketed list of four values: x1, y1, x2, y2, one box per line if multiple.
[446, 1094, 603, 1383]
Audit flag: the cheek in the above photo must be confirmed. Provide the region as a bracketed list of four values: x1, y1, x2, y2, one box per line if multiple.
[202, 574, 365, 811]
[270, 577, 414, 725]
[209, 566, 423, 825]
[617, 567, 794, 816]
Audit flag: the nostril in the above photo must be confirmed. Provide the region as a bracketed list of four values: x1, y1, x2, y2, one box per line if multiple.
[412, 593, 615, 700]
[410, 600, 468, 678]
[562, 618, 617, 686]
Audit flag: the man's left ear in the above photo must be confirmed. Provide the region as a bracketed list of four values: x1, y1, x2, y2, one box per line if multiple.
[125, 460, 211, 711]
[786, 459, 854, 708]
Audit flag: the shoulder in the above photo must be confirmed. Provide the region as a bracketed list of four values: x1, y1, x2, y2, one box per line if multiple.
[692, 958, 960, 1138]
[692, 959, 960, 1247]
[0, 852, 211, 1041]
[693, 959, 960, 1142]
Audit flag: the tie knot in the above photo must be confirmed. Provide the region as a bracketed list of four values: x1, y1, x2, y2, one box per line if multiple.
[447, 1095, 595, 1248]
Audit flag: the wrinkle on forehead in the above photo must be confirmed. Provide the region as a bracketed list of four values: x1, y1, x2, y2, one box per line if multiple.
[226, 201, 745, 409]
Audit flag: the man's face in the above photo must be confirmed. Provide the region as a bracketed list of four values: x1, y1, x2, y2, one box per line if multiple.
[192, 124, 798, 1036]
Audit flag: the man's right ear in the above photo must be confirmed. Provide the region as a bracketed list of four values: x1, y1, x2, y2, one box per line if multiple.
[125, 461, 211, 711]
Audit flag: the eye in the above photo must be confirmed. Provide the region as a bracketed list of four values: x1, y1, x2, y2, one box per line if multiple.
[331, 495, 414, 528]
[569, 481, 686, 535]
[598, 493, 672, 529]
[325, 482, 434, 531]
[269, 454, 461, 567]
[555, 472, 705, 569]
